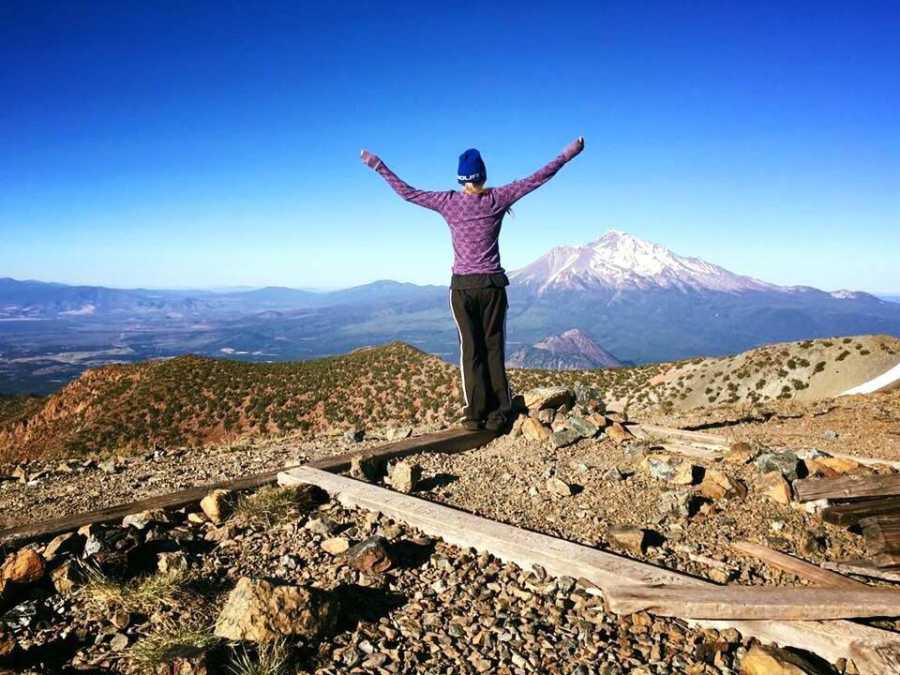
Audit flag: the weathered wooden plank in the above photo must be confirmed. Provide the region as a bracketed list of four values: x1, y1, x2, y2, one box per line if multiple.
[307, 427, 496, 472]
[279, 466, 900, 674]
[793, 474, 900, 503]
[861, 515, 900, 566]
[604, 585, 900, 620]
[0, 465, 298, 545]
[731, 541, 866, 588]
[629, 423, 727, 449]
[825, 451, 900, 472]
[822, 497, 900, 527]
[0, 428, 494, 545]
[822, 560, 900, 583]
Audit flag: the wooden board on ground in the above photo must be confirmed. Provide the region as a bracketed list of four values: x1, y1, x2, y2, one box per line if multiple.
[822, 560, 900, 583]
[822, 497, 900, 527]
[603, 585, 900, 620]
[860, 515, 900, 567]
[279, 466, 900, 674]
[0, 465, 300, 545]
[629, 423, 727, 449]
[731, 541, 866, 588]
[0, 427, 494, 545]
[307, 427, 496, 472]
[793, 474, 900, 503]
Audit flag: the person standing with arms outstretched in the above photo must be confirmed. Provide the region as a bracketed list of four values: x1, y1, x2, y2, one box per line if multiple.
[360, 137, 585, 432]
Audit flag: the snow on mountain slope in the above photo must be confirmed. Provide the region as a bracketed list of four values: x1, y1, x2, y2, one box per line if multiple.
[509, 230, 780, 295]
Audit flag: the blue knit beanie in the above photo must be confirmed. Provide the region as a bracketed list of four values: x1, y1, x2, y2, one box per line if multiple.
[457, 148, 486, 184]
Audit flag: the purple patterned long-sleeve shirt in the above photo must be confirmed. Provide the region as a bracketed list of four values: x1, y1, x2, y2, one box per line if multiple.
[366, 141, 582, 275]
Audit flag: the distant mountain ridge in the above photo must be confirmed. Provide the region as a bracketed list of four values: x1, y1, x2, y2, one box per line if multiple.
[507, 329, 623, 370]
[3, 231, 900, 392]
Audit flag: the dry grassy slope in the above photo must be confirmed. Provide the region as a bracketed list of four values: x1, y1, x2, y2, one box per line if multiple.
[642, 334, 900, 413]
[3, 334, 896, 462]
[0, 343, 463, 461]
[0, 343, 657, 462]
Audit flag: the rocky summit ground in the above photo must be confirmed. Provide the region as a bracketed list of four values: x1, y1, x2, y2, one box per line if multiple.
[2, 341, 900, 673]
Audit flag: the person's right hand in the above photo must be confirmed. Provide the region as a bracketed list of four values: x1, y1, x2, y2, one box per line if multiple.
[360, 149, 381, 169]
[563, 136, 585, 159]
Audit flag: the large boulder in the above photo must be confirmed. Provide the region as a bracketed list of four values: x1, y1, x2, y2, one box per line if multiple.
[523, 387, 574, 412]
[214, 578, 339, 642]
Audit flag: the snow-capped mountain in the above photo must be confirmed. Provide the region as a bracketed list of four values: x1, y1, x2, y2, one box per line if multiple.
[509, 230, 780, 295]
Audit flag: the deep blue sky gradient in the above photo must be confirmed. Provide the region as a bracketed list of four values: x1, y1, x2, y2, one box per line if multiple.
[2, 1, 898, 291]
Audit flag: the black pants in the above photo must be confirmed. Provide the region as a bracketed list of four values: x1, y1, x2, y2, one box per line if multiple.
[449, 285, 512, 422]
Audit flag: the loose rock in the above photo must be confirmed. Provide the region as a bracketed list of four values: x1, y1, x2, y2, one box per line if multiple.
[608, 527, 648, 556]
[1, 548, 46, 585]
[546, 476, 574, 497]
[321, 537, 350, 555]
[607, 422, 634, 445]
[388, 461, 421, 494]
[200, 489, 232, 524]
[214, 577, 339, 642]
[523, 386, 574, 412]
[346, 536, 394, 574]
[759, 471, 793, 504]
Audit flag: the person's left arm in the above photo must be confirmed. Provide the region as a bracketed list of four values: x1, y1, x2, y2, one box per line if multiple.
[361, 150, 451, 212]
[492, 137, 585, 208]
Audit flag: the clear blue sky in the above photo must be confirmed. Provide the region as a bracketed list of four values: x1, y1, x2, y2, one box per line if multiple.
[2, 1, 898, 292]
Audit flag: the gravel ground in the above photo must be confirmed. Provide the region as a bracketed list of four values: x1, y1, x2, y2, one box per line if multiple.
[409, 433, 893, 592]
[1, 487, 794, 674]
[646, 389, 900, 463]
[0, 428, 429, 531]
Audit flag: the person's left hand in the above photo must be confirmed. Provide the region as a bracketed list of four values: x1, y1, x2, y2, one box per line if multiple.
[360, 149, 381, 169]
[563, 136, 585, 159]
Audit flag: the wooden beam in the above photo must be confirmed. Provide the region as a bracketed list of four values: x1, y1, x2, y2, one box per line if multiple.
[793, 474, 900, 503]
[306, 427, 496, 472]
[603, 585, 900, 620]
[822, 560, 900, 584]
[279, 466, 900, 674]
[860, 515, 900, 568]
[731, 541, 866, 588]
[0, 465, 300, 545]
[822, 497, 900, 527]
[629, 423, 727, 449]
[0, 427, 494, 545]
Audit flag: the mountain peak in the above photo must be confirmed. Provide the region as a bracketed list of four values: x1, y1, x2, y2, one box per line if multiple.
[509, 230, 776, 295]
[507, 328, 623, 370]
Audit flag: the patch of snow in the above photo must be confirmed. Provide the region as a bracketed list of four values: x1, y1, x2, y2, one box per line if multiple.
[840, 362, 900, 396]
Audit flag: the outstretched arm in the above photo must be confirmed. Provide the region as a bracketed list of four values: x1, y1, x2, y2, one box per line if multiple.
[493, 137, 584, 207]
[360, 150, 451, 212]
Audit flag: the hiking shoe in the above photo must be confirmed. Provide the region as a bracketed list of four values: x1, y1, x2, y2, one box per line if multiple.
[462, 419, 484, 431]
[484, 415, 509, 433]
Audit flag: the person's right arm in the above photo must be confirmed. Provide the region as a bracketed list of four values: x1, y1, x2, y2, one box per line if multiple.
[493, 137, 584, 207]
[360, 150, 451, 212]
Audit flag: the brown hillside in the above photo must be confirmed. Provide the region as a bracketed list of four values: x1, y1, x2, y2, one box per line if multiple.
[0, 343, 657, 462]
[0, 343, 462, 461]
